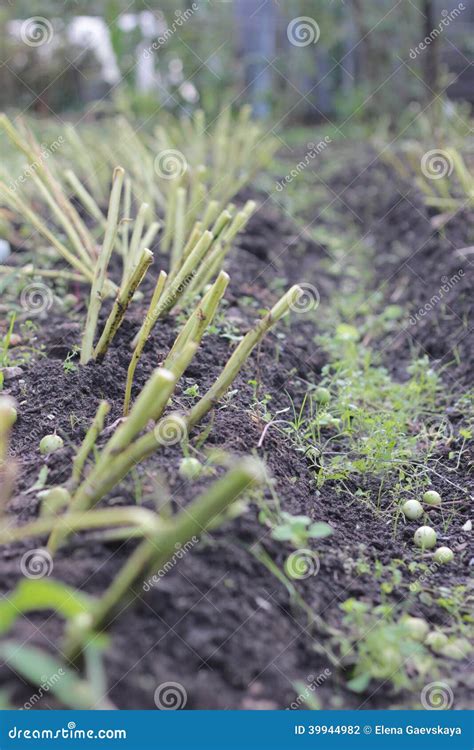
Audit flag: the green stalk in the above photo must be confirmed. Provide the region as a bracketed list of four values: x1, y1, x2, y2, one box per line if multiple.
[93, 248, 153, 360]
[0, 183, 93, 282]
[130, 230, 214, 351]
[201, 200, 220, 230]
[102, 368, 176, 463]
[141, 221, 160, 251]
[161, 178, 179, 252]
[71, 401, 110, 488]
[69, 285, 301, 510]
[0, 507, 165, 546]
[181, 221, 203, 264]
[81, 167, 125, 364]
[187, 285, 302, 427]
[64, 169, 105, 226]
[170, 187, 186, 274]
[48, 369, 177, 553]
[120, 177, 132, 280]
[123, 270, 168, 416]
[0, 116, 95, 259]
[64, 458, 264, 659]
[126, 202, 149, 277]
[164, 270, 229, 367]
[186, 202, 255, 297]
[64, 123, 105, 203]
[210, 209, 232, 239]
[0, 265, 83, 282]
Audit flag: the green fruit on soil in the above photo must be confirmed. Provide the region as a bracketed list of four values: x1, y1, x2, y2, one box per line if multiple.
[402, 616, 429, 641]
[433, 546, 454, 564]
[0, 396, 17, 426]
[414, 525, 437, 549]
[402, 499, 423, 520]
[178, 457, 203, 480]
[423, 490, 442, 506]
[425, 631, 448, 652]
[39, 434, 64, 455]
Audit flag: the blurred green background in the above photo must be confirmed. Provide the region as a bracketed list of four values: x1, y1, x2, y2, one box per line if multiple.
[0, 0, 473, 126]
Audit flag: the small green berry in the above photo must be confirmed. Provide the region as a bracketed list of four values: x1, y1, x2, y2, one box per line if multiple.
[178, 457, 202, 480]
[402, 499, 423, 520]
[402, 616, 429, 641]
[314, 387, 330, 405]
[414, 525, 437, 549]
[425, 631, 448, 652]
[433, 546, 454, 564]
[423, 490, 442, 506]
[0, 396, 17, 427]
[38, 486, 71, 516]
[39, 434, 64, 455]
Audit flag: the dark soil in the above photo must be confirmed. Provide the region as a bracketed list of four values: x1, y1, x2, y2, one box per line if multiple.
[0, 145, 472, 710]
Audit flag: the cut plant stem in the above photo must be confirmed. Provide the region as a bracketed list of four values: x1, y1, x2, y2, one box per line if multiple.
[0, 183, 93, 282]
[0, 265, 83, 282]
[93, 248, 153, 360]
[64, 458, 264, 660]
[126, 202, 149, 278]
[123, 269, 168, 416]
[71, 285, 302, 511]
[165, 270, 230, 368]
[0, 506, 166, 546]
[130, 230, 214, 351]
[81, 167, 125, 364]
[71, 401, 110, 488]
[187, 284, 302, 427]
[170, 187, 186, 274]
[48, 369, 178, 554]
[64, 169, 105, 227]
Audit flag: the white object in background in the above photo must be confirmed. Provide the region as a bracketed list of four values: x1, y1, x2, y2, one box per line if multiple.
[0, 239, 11, 262]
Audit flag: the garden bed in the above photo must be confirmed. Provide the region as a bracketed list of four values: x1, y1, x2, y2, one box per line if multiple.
[0, 142, 472, 711]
